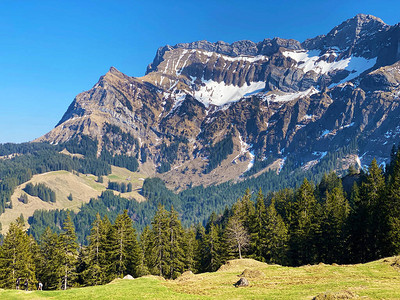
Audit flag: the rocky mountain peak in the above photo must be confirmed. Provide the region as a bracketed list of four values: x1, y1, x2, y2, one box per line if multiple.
[37, 14, 400, 190]
[302, 14, 389, 59]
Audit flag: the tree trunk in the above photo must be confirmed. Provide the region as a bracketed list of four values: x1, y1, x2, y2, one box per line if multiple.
[64, 265, 68, 290]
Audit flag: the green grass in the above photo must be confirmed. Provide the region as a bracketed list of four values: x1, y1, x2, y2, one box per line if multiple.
[1, 258, 400, 299]
[0, 278, 204, 300]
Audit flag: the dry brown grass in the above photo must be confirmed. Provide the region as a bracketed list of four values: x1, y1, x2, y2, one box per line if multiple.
[312, 290, 361, 300]
[0, 166, 149, 234]
[163, 258, 400, 299]
[239, 268, 265, 279]
[0, 170, 105, 233]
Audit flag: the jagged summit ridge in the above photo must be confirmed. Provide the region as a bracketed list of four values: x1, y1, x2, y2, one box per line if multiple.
[37, 14, 400, 189]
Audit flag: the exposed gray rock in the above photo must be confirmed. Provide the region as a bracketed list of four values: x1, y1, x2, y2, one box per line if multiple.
[234, 277, 249, 287]
[37, 14, 400, 189]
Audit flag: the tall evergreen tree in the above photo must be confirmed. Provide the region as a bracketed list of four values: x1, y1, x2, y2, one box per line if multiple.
[148, 204, 170, 277]
[183, 227, 197, 272]
[349, 159, 386, 262]
[60, 212, 78, 290]
[264, 199, 289, 264]
[203, 223, 222, 271]
[83, 213, 103, 285]
[251, 189, 267, 261]
[0, 221, 36, 289]
[109, 210, 142, 278]
[165, 206, 186, 279]
[36, 227, 63, 290]
[289, 178, 320, 265]
[319, 182, 350, 263]
[386, 151, 400, 254]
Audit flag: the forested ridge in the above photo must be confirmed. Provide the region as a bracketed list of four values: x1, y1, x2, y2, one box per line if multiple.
[0, 135, 140, 214]
[1, 149, 400, 290]
[1, 134, 357, 245]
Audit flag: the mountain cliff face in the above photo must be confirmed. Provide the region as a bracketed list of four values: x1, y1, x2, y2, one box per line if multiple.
[36, 14, 400, 189]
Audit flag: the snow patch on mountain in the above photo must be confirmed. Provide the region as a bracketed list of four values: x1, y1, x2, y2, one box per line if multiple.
[264, 87, 319, 102]
[193, 79, 265, 106]
[199, 50, 269, 63]
[282, 50, 376, 79]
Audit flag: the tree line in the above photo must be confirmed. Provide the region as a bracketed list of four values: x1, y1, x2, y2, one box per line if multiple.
[2, 151, 400, 290]
[24, 183, 56, 203]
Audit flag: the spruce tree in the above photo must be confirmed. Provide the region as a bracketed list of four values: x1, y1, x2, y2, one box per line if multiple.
[109, 210, 142, 278]
[319, 182, 350, 263]
[349, 159, 386, 262]
[98, 215, 114, 283]
[289, 178, 320, 265]
[183, 227, 197, 272]
[36, 227, 63, 290]
[60, 212, 78, 290]
[149, 204, 169, 277]
[386, 152, 400, 254]
[252, 189, 267, 261]
[84, 213, 102, 285]
[204, 223, 222, 271]
[0, 221, 36, 289]
[165, 206, 186, 279]
[264, 199, 289, 264]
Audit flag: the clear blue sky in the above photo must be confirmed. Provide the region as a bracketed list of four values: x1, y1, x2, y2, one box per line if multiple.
[0, 0, 399, 143]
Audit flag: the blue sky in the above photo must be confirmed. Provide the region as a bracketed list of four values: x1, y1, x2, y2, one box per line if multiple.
[1, 0, 399, 143]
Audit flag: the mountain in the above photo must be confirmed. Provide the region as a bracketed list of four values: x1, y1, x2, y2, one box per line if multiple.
[36, 14, 400, 189]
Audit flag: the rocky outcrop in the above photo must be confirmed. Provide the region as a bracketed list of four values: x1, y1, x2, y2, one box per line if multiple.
[36, 14, 400, 189]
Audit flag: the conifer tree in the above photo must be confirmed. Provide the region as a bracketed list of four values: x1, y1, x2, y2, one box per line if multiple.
[289, 178, 320, 265]
[264, 199, 289, 264]
[349, 159, 386, 262]
[83, 213, 102, 285]
[109, 210, 142, 278]
[183, 227, 197, 272]
[386, 152, 400, 254]
[0, 221, 36, 289]
[140, 225, 152, 274]
[60, 212, 78, 290]
[230, 189, 255, 257]
[165, 206, 186, 279]
[251, 189, 267, 261]
[36, 227, 63, 290]
[319, 182, 350, 263]
[203, 223, 222, 271]
[149, 204, 169, 277]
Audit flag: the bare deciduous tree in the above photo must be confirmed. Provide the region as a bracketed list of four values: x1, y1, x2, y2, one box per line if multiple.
[226, 215, 249, 259]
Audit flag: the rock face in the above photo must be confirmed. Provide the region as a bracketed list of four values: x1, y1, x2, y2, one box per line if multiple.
[36, 14, 400, 189]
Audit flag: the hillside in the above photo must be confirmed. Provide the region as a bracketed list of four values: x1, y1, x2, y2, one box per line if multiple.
[0, 166, 147, 234]
[1, 258, 399, 299]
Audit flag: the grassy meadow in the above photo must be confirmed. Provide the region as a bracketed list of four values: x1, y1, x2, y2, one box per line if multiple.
[1, 257, 399, 299]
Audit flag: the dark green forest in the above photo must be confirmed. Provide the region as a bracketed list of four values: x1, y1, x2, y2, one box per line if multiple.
[1, 152, 400, 290]
[0, 135, 141, 214]
[1, 133, 361, 245]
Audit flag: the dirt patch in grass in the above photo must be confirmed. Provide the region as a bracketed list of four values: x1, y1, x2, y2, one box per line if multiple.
[239, 269, 265, 279]
[175, 271, 196, 282]
[312, 290, 361, 299]
[141, 275, 165, 281]
[217, 259, 268, 272]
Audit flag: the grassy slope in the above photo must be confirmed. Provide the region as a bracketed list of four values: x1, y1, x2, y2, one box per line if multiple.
[0, 166, 147, 234]
[1, 258, 399, 300]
